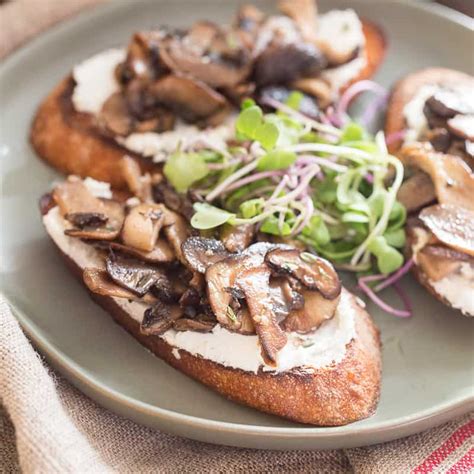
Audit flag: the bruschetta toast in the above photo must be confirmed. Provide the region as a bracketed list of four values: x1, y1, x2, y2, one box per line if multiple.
[386, 68, 474, 315]
[31, 0, 385, 188]
[39, 174, 382, 426]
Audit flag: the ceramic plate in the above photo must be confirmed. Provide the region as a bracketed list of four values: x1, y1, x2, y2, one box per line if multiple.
[1, 0, 473, 450]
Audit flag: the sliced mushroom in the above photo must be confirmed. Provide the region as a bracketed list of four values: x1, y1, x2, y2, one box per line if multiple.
[161, 208, 190, 265]
[173, 317, 216, 333]
[109, 240, 174, 263]
[265, 248, 341, 299]
[417, 244, 471, 282]
[105, 252, 166, 296]
[120, 156, 153, 202]
[152, 180, 195, 220]
[419, 204, 474, 257]
[400, 142, 474, 211]
[205, 250, 265, 331]
[65, 212, 108, 229]
[54, 178, 104, 216]
[181, 237, 231, 273]
[278, 0, 318, 43]
[121, 203, 165, 252]
[99, 92, 133, 136]
[397, 171, 436, 213]
[119, 30, 169, 84]
[220, 224, 255, 253]
[424, 128, 451, 153]
[148, 74, 229, 124]
[140, 302, 183, 336]
[237, 265, 288, 363]
[234, 4, 265, 49]
[253, 42, 326, 87]
[160, 28, 252, 89]
[447, 114, 474, 141]
[425, 88, 474, 118]
[83, 268, 156, 304]
[291, 78, 332, 109]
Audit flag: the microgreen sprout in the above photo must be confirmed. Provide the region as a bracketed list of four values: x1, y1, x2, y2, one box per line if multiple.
[162, 81, 411, 317]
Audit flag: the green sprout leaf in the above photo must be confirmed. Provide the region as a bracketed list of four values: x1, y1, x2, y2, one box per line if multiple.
[163, 151, 209, 193]
[254, 122, 279, 151]
[285, 91, 304, 110]
[257, 150, 297, 171]
[260, 215, 291, 236]
[191, 203, 235, 230]
[368, 236, 404, 274]
[340, 122, 367, 143]
[236, 105, 263, 138]
[239, 198, 265, 219]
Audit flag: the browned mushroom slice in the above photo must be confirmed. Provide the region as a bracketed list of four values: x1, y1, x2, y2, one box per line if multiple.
[397, 171, 436, 213]
[83, 268, 156, 304]
[65, 212, 108, 229]
[109, 240, 174, 263]
[105, 252, 166, 297]
[148, 75, 229, 124]
[291, 78, 332, 109]
[160, 35, 251, 89]
[419, 204, 474, 257]
[265, 248, 341, 300]
[182, 237, 231, 273]
[205, 251, 263, 331]
[278, 0, 318, 43]
[417, 244, 471, 282]
[99, 92, 133, 136]
[253, 43, 326, 87]
[120, 156, 153, 202]
[425, 88, 474, 118]
[53, 178, 104, 216]
[140, 302, 183, 336]
[282, 285, 339, 333]
[152, 180, 195, 220]
[119, 31, 169, 84]
[173, 317, 216, 333]
[161, 208, 190, 265]
[399, 143, 474, 211]
[220, 224, 255, 253]
[121, 203, 165, 252]
[237, 266, 288, 363]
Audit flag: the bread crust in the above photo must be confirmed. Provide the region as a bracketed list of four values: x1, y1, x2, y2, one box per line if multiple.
[385, 68, 474, 153]
[30, 21, 385, 189]
[52, 234, 381, 426]
[30, 77, 154, 188]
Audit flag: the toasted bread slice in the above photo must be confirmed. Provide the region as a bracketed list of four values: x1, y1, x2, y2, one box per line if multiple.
[30, 20, 385, 189]
[385, 68, 474, 153]
[41, 202, 382, 426]
[30, 77, 154, 189]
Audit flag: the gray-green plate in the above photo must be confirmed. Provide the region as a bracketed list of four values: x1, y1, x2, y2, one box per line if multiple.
[1, 0, 473, 450]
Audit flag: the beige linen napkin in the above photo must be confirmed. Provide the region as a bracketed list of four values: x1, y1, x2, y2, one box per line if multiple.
[1, 1, 473, 472]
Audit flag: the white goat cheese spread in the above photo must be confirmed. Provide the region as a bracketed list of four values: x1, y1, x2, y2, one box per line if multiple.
[430, 263, 474, 317]
[71, 49, 234, 161]
[72, 48, 126, 114]
[43, 192, 356, 374]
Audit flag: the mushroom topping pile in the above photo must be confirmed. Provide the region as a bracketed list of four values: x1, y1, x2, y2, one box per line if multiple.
[48, 172, 343, 363]
[92, 0, 367, 137]
[418, 84, 474, 165]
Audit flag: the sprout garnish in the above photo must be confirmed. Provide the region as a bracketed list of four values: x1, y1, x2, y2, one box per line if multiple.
[163, 81, 412, 317]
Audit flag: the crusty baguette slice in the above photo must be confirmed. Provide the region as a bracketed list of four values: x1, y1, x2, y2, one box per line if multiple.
[41, 204, 382, 426]
[385, 68, 474, 153]
[30, 20, 385, 189]
[30, 77, 154, 189]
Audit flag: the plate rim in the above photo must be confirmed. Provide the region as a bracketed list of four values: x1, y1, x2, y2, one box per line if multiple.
[1, 0, 474, 449]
